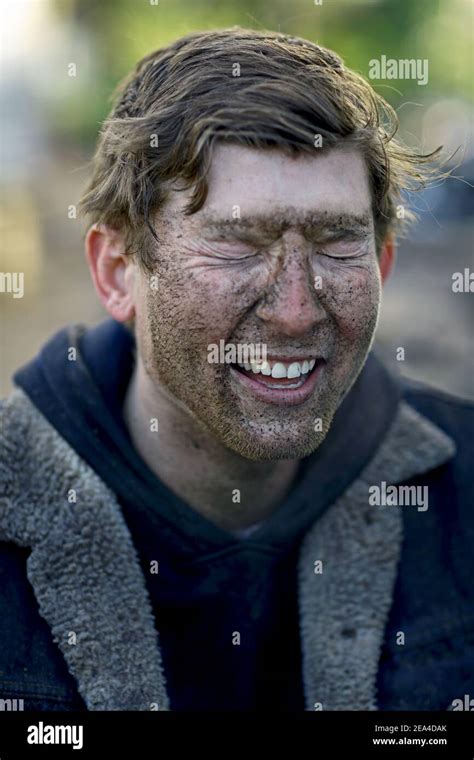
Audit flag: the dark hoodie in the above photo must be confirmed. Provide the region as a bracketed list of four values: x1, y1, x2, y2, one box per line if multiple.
[12, 319, 403, 711]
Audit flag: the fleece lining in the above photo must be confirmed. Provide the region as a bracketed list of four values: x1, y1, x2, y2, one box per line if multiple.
[0, 389, 169, 711]
[298, 400, 455, 710]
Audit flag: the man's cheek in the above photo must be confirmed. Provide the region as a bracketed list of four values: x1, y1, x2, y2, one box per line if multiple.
[322, 267, 381, 339]
[181, 284, 263, 348]
[146, 290, 222, 379]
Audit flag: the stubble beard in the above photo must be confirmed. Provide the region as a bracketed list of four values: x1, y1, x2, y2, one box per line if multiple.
[142, 310, 375, 463]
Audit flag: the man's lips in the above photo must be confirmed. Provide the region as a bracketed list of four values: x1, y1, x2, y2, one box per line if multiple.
[229, 358, 325, 406]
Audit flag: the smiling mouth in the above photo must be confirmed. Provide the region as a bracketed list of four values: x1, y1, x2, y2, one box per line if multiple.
[231, 357, 319, 389]
[228, 355, 326, 409]
[229, 355, 325, 407]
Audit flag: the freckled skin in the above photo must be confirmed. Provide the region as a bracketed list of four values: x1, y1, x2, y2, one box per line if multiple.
[133, 144, 382, 462]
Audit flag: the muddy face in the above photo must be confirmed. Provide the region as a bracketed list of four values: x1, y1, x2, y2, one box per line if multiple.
[133, 144, 382, 461]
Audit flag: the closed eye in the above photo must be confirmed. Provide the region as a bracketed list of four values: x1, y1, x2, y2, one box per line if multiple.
[193, 241, 259, 261]
[312, 233, 371, 259]
[315, 245, 368, 259]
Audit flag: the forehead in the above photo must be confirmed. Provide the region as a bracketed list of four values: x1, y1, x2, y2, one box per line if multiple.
[164, 143, 373, 227]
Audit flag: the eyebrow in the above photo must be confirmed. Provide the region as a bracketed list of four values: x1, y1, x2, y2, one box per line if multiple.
[199, 211, 373, 239]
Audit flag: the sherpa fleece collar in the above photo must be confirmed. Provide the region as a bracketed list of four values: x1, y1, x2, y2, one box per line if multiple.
[0, 389, 455, 710]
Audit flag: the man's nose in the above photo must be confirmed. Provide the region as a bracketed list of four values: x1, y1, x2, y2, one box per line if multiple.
[255, 254, 325, 338]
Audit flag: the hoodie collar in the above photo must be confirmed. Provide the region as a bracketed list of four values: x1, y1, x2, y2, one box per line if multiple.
[298, 399, 456, 710]
[13, 320, 404, 554]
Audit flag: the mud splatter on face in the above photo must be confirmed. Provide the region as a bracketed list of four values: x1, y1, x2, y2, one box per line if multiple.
[134, 145, 384, 461]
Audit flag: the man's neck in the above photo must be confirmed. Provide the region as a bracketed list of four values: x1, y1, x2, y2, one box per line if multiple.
[122, 361, 300, 533]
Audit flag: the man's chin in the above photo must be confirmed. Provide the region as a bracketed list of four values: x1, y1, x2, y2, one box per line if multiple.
[218, 427, 330, 462]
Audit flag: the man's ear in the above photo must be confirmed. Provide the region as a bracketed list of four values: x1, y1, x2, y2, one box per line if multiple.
[379, 234, 396, 285]
[85, 224, 136, 322]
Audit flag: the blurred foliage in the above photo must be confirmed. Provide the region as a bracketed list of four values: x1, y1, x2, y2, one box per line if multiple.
[51, 0, 473, 145]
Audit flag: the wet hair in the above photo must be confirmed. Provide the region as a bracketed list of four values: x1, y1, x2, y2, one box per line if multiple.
[79, 26, 443, 271]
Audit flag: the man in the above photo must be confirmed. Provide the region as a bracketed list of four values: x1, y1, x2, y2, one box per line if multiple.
[0, 28, 472, 712]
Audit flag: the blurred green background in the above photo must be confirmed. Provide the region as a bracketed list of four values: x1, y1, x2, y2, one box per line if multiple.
[1, 0, 473, 396]
[49, 0, 473, 145]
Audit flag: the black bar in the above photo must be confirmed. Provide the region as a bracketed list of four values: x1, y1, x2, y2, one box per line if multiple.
[0, 710, 472, 758]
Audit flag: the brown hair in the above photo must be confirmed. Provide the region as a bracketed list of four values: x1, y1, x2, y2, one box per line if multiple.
[79, 26, 442, 271]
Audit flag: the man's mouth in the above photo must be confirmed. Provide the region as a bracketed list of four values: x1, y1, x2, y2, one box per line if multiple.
[233, 357, 317, 387]
[229, 356, 326, 406]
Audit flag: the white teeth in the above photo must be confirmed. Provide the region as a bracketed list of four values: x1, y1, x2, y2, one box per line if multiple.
[287, 362, 301, 379]
[271, 362, 287, 378]
[236, 358, 317, 378]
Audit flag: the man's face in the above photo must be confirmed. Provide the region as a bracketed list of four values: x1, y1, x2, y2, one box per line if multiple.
[133, 144, 383, 460]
